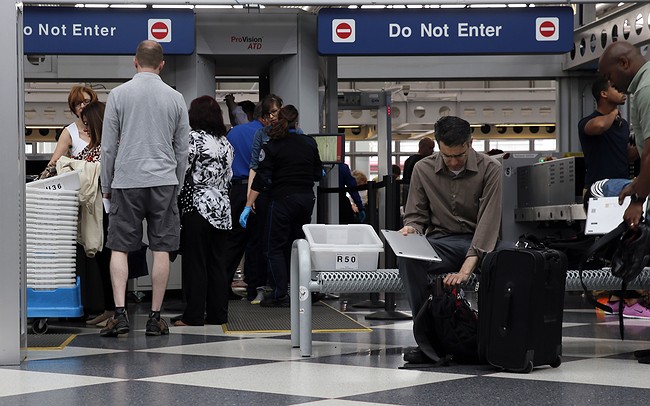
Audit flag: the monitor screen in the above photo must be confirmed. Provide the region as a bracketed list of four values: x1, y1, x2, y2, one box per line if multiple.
[311, 133, 345, 163]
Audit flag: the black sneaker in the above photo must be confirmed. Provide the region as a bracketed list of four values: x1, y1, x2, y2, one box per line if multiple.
[146, 316, 170, 336]
[260, 294, 290, 308]
[403, 347, 433, 364]
[100, 312, 129, 337]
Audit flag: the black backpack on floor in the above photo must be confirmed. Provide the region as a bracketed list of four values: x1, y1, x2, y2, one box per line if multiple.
[412, 277, 480, 365]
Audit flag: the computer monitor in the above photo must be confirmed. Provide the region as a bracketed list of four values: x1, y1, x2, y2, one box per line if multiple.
[311, 133, 345, 164]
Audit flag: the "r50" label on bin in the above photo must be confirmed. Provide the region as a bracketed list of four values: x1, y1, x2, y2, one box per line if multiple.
[335, 253, 358, 270]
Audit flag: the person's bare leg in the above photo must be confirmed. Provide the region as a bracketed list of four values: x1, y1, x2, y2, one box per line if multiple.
[110, 251, 129, 307]
[150, 251, 170, 312]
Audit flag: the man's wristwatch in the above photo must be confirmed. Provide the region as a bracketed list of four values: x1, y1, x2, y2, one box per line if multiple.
[631, 193, 647, 204]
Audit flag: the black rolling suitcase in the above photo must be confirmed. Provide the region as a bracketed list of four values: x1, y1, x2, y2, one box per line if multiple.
[478, 247, 567, 373]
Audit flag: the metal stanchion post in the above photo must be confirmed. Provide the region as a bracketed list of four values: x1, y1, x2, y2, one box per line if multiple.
[351, 180, 385, 309]
[366, 175, 411, 320]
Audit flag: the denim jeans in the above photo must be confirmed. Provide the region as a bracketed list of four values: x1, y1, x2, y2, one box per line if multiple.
[592, 178, 632, 197]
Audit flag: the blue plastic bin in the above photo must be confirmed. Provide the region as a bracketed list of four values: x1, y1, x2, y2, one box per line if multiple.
[27, 276, 83, 318]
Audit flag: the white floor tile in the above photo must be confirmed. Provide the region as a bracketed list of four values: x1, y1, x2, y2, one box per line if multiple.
[0, 369, 124, 397]
[139, 361, 471, 398]
[169, 324, 287, 338]
[293, 399, 396, 406]
[599, 319, 650, 326]
[138, 337, 400, 361]
[488, 358, 650, 389]
[562, 322, 590, 328]
[371, 321, 414, 331]
[562, 336, 650, 358]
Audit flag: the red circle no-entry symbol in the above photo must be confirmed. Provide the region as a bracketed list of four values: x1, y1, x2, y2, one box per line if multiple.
[539, 20, 556, 38]
[150, 21, 169, 40]
[335, 22, 352, 40]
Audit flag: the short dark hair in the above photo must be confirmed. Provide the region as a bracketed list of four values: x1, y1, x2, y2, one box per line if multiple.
[80, 101, 105, 149]
[434, 116, 471, 147]
[238, 100, 256, 118]
[252, 102, 264, 120]
[189, 95, 227, 137]
[136, 40, 163, 69]
[392, 164, 401, 178]
[591, 75, 610, 103]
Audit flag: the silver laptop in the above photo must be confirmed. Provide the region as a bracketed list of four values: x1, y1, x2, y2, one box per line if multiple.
[381, 229, 442, 262]
[585, 196, 646, 235]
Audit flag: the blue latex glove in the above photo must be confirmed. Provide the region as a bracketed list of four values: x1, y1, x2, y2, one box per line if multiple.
[358, 209, 366, 223]
[239, 206, 252, 228]
[322, 169, 327, 177]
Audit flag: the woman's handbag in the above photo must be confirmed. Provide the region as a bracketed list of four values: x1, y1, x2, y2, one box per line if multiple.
[178, 154, 198, 219]
[175, 155, 198, 260]
[38, 163, 57, 180]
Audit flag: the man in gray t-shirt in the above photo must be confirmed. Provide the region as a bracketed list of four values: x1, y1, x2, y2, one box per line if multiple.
[100, 40, 189, 338]
[600, 42, 650, 228]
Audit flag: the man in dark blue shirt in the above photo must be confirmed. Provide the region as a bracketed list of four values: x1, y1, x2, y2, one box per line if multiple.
[578, 76, 637, 191]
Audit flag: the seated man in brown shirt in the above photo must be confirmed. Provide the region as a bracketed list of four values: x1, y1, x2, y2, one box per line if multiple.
[398, 115, 509, 364]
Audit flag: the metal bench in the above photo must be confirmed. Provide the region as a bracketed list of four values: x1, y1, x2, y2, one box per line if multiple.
[290, 238, 650, 356]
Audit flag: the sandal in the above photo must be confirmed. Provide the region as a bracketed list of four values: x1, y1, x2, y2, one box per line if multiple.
[86, 310, 114, 326]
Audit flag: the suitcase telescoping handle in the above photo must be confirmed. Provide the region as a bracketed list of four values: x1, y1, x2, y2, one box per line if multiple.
[499, 284, 513, 337]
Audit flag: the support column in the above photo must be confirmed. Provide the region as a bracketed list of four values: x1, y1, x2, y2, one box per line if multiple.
[558, 76, 584, 152]
[269, 14, 319, 134]
[269, 14, 323, 224]
[1, 2, 26, 365]
[322, 55, 339, 225]
[174, 52, 216, 107]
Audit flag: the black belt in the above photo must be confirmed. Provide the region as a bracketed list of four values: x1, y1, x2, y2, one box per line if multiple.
[231, 178, 248, 185]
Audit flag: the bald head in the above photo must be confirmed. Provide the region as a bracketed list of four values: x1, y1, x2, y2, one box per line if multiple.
[418, 137, 435, 155]
[135, 40, 164, 72]
[598, 41, 646, 94]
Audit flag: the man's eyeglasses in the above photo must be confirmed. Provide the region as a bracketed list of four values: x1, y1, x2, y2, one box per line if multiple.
[440, 145, 469, 160]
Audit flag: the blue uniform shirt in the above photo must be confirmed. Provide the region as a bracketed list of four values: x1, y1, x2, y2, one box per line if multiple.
[227, 119, 263, 179]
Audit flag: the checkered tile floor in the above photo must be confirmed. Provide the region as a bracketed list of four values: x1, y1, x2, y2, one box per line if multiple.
[2, 293, 650, 405]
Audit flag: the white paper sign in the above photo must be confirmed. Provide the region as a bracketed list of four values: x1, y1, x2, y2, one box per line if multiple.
[335, 253, 359, 270]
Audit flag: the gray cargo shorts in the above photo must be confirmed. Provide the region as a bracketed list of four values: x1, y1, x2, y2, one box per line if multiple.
[106, 185, 180, 252]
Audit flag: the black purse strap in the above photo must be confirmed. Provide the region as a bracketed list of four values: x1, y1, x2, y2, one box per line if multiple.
[185, 152, 199, 187]
[411, 276, 455, 366]
[578, 222, 627, 329]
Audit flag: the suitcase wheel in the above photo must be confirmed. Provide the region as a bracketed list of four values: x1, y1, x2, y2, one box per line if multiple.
[550, 356, 562, 368]
[523, 361, 534, 373]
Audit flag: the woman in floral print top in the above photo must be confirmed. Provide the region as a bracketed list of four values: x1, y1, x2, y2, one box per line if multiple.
[76, 101, 105, 163]
[176, 95, 234, 326]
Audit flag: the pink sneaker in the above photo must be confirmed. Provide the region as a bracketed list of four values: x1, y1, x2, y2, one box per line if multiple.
[623, 302, 650, 319]
[605, 301, 621, 315]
